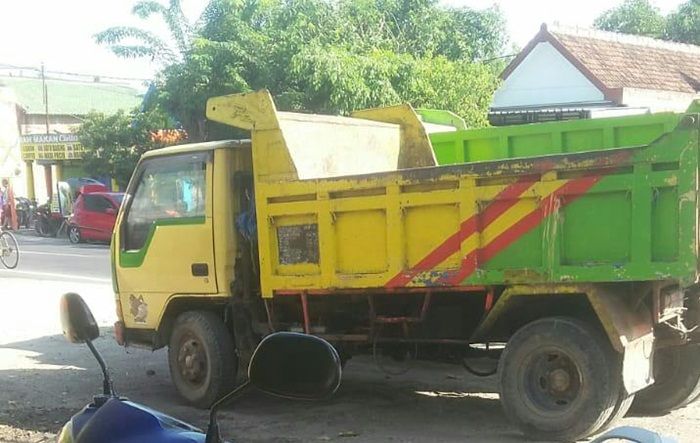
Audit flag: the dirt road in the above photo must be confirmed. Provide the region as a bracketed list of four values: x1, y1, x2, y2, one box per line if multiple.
[1, 275, 698, 442]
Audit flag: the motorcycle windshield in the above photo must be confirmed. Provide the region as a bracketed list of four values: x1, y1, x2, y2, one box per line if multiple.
[74, 397, 205, 443]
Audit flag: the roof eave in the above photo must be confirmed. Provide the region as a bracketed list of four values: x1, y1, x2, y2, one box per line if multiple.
[501, 23, 618, 104]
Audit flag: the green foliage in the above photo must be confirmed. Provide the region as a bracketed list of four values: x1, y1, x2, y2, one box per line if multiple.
[154, 0, 505, 140]
[594, 0, 666, 37]
[666, 0, 700, 45]
[594, 0, 699, 45]
[76, 108, 171, 188]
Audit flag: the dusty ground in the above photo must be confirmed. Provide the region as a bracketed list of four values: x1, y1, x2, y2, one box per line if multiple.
[1, 275, 699, 443]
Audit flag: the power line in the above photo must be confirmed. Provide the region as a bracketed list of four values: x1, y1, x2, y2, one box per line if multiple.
[0, 62, 150, 83]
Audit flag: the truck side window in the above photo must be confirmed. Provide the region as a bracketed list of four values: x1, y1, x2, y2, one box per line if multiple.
[123, 154, 207, 251]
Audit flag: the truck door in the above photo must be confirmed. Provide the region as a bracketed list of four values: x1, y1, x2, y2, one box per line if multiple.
[114, 152, 216, 328]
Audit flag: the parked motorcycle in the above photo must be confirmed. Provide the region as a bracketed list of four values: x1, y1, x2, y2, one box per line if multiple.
[56, 293, 342, 443]
[34, 201, 62, 237]
[15, 197, 37, 229]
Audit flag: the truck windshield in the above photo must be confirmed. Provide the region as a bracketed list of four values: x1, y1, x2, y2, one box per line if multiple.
[122, 153, 207, 251]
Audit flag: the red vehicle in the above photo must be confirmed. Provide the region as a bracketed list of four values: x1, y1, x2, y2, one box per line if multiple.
[68, 191, 124, 244]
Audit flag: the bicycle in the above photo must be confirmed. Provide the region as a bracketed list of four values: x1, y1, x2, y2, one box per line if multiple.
[0, 227, 19, 269]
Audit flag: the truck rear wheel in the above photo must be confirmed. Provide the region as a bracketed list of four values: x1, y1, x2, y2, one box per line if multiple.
[498, 317, 620, 442]
[631, 344, 700, 415]
[596, 388, 635, 434]
[168, 311, 237, 408]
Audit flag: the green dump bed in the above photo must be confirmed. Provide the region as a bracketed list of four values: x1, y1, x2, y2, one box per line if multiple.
[425, 106, 700, 287]
[430, 112, 682, 165]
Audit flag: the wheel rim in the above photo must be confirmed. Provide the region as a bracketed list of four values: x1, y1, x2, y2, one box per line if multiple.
[0, 233, 19, 269]
[69, 227, 80, 243]
[521, 348, 583, 414]
[176, 335, 208, 386]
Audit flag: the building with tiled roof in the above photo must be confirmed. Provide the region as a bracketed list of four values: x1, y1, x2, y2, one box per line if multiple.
[490, 24, 700, 125]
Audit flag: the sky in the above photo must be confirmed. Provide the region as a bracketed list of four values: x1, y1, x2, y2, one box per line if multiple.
[0, 0, 686, 84]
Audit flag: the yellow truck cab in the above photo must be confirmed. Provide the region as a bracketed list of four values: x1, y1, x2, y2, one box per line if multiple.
[112, 90, 700, 441]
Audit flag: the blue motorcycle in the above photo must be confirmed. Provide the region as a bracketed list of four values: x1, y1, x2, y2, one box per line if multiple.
[56, 293, 342, 443]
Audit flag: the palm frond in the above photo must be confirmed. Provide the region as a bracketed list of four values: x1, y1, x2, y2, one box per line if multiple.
[95, 27, 178, 63]
[109, 45, 156, 59]
[132, 0, 167, 19]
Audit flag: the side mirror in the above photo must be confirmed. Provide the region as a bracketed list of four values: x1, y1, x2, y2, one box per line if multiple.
[105, 207, 116, 215]
[206, 332, 342, 443]
[60, 293, 99, 343]
[249, 332, 342, 399]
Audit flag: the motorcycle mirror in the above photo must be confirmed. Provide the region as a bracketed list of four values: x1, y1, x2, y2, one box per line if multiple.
[248, 332, 342, 400]
[59, 293, 115, 396]
[205, 332, 341, 443]
[60, 293, 100, 343]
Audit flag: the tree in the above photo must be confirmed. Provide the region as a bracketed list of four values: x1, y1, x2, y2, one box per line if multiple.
[666, 0, 700, 45]
[76, 108, 176, 188]
[593, 0, 666, 38]
[594, 0, 700, 45]
[155, 0, 506, 140]
[95, 0, 192, 64]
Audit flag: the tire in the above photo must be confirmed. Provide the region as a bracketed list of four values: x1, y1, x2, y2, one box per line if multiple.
[595, 388, 635, 434]
[0, 231, 19, 269]
[498, 317, 620, 442]
[34, 219, 46, 237]
[631, 344, 700, 415]
[168, 311, 237, 408]
[68, 225, 82, 244]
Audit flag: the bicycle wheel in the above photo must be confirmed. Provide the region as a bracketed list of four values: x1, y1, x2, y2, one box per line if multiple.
[0, 231, 19, 269]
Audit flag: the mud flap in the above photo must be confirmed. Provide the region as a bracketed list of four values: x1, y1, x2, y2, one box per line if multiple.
[620, 332, 655, 394]
[587, 285, 655, 395]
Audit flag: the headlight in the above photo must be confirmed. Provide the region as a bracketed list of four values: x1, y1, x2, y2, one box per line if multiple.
[57, 422, 73, 443]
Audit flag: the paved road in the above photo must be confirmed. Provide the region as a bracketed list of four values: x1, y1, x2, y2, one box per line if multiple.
[0, 232, 110, 283]
[1, 235, 700, 442]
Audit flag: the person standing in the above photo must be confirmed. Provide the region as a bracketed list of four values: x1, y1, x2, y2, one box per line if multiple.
[0, 179, 5, 227]
[1, 178, 17, 230]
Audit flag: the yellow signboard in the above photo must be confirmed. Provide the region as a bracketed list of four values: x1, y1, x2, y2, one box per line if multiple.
[20, 134, 85, 161]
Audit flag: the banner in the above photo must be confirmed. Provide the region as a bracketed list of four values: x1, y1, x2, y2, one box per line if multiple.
[20, 133, 85, 160]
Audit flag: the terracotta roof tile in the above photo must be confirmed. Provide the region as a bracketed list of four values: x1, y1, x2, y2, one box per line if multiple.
[549, 26, 700, 94]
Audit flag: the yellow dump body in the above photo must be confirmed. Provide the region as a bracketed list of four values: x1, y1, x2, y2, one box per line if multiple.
[205, 90, 645, 298]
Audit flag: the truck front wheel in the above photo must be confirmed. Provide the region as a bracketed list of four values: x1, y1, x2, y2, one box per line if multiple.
[168, 311, 238, 408]
[498, 317, 620, 441]
[631, 344, 700, 415]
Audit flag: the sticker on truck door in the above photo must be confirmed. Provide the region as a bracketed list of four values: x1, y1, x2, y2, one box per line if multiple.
[129, 294, 149, 323]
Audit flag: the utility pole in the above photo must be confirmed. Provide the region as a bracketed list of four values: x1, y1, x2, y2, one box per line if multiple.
[41, 62, 49, 133]
[41, 62, 53, 197]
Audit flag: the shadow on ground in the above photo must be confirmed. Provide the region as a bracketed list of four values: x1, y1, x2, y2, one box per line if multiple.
[0, 328, 533, 442]
[3, 327, 682, 442]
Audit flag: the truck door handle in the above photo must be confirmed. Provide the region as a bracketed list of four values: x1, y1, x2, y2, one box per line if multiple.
[191, 263, 209, 276]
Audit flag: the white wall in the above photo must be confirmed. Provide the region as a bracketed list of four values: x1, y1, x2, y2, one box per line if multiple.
[621, 88, 697, 113]
[492, 42, 606, 109]
[0, 86, 25, 197]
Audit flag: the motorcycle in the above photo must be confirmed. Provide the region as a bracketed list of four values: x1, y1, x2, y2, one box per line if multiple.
[15, 197, 37, 229]
[33, 201, 62, 237]
[56, 293, 342, 443]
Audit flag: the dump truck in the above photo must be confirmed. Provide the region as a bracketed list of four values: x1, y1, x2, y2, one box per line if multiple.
[111, 90, 700, 441]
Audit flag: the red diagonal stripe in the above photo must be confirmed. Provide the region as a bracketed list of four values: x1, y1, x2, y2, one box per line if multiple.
[385, 175, 539, 287]
[445, 174, 603, 285]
